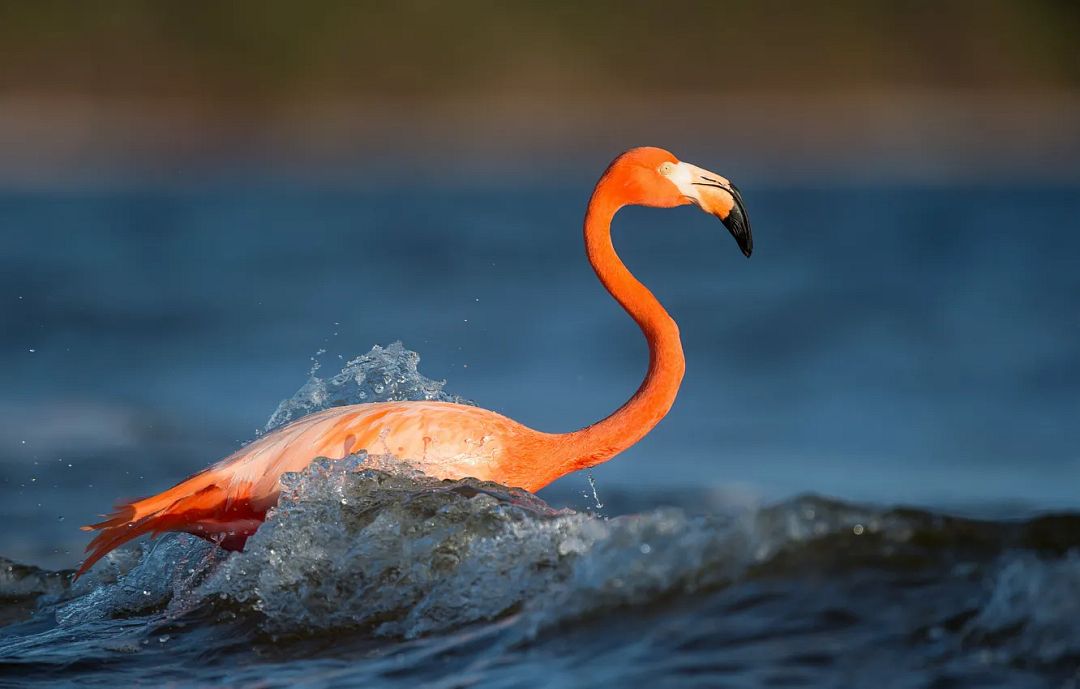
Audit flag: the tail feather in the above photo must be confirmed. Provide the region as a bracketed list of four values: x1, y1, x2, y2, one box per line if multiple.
[78, 513, 160, 577]
[82, 504, 137, 532]
[76, 403, 362, 578]
[76, 472, 236, 579]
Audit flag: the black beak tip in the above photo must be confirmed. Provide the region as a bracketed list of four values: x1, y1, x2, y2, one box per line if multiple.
[721, 208, 753, 259]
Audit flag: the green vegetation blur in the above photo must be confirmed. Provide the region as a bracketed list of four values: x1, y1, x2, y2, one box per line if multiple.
[2, 1, 1076, 101]
[0, 1, 1077, 182]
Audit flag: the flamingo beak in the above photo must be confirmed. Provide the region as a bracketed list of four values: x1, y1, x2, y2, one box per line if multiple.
[672, 162, 753, 257]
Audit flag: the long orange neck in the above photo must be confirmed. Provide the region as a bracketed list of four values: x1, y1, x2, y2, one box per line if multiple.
[550, 178, 686, 478]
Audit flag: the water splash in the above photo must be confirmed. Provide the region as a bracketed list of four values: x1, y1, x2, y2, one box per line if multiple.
[193, 457, 754, 638]
[585, 472, 604, 512]
[263, 342, 473, 433]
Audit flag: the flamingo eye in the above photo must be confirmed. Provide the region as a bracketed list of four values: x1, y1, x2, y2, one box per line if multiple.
[658, 162, 675, 176]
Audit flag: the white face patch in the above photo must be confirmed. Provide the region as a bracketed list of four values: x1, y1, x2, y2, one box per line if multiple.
[663, 161, 733, 205]
[664, 161, 701, 201]
[660, 161, 738, 218]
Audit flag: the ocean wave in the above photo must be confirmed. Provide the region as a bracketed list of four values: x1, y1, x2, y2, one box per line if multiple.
[962, 551, 1080, 665]
[5, 465, 1080, 679]
[33, 452, 1080, 652]
[199, 455, 751, 638]
[3, 344, 1079, 682]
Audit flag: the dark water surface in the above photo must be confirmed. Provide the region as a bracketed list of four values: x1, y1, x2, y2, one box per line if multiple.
[0, 180, 1078, 686]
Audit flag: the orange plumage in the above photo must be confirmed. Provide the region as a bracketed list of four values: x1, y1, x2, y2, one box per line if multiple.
[79, 147, 753, 577]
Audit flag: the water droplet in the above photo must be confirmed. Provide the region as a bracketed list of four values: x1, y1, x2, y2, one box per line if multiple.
[28, 348, 35, 353]
[56, 516, 65, 522]
[340, 498, 349, 505]
[158, 635, 170, 643]
[586, 473, 604, 511]
[639, 543, 652, 554]
[853, 524, 865, 535]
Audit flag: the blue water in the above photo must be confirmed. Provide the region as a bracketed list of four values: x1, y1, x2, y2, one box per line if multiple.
[0, 179, 1078, 686]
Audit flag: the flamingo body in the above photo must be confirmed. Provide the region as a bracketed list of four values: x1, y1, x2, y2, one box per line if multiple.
[79, 147, 753, 577]
[80, 401, 552, 574]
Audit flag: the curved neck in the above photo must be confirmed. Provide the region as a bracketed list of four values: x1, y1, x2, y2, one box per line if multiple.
[552, 182, 685, 476]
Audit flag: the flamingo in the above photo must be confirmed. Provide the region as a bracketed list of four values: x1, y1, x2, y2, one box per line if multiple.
[78, 146, 752, 577]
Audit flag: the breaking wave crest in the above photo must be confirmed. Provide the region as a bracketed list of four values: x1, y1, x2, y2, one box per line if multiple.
[52, 454, 764, 638]
[23, 453, 1080, 667]
[5, 461, 1077, 685]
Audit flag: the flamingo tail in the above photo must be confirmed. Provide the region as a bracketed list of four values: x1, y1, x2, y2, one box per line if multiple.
[76, 471, 251, 578]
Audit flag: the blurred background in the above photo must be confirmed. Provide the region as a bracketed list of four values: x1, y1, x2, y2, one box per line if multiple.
[1, 1, 1078, 568]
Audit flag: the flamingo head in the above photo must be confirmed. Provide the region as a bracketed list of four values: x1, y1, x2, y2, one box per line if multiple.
[603, 146, 753, 257]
